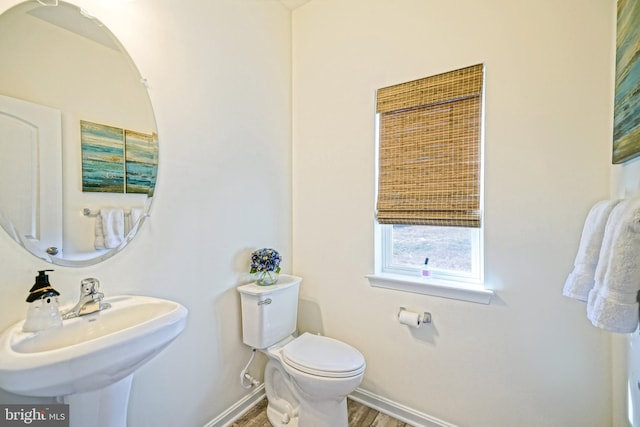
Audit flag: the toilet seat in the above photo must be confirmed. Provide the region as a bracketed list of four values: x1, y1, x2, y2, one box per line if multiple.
[281, 333, 365, 378]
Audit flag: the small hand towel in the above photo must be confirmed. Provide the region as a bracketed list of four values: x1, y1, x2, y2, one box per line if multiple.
[94, 214, 105, 250]
[563, 199, 621, 301]
[127, 208, 143, 234]
[587, 197, 640, 333]
[99, 208, 125, 249]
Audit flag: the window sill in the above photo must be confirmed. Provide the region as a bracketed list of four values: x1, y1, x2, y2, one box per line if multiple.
[366, 273, 493, 304]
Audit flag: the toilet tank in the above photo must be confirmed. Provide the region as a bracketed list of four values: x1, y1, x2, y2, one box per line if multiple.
[237, 274, 301, 349]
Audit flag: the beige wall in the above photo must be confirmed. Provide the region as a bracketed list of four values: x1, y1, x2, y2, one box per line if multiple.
[292, 1, 616, 426]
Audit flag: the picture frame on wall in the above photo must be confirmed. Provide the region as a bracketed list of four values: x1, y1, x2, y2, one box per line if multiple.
[125, 130, 158, 196]
[81, 120, 158, 194]
[613, 0, 640, 164]
[81, 120, 125, 193]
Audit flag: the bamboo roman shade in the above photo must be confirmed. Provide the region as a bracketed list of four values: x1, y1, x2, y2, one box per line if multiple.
[376, 64, 484, 228]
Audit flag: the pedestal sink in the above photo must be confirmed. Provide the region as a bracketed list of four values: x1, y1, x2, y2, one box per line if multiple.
[0, 295, 188, 427]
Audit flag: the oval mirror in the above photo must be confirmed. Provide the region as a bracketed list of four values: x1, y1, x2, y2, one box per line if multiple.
[0, 0, 157, 267]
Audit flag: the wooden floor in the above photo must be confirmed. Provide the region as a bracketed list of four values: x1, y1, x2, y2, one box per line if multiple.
[229, 398, 412, 427]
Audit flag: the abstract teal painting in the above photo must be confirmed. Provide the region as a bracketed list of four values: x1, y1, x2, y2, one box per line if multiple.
[614, 0, 640, 163]
[81, 120, 125, 192]
[125, 130, 158, 196]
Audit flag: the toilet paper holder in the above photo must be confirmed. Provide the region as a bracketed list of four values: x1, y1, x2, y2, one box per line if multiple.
[398, 307, 431, 324]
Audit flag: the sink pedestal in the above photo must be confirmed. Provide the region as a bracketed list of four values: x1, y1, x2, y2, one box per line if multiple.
[64, 375, 133, 427]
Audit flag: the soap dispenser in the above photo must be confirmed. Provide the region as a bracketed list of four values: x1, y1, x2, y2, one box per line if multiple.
[23, 270, 63, 332]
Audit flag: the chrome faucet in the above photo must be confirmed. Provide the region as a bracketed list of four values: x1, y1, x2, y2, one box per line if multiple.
[62, 278, 111, 320]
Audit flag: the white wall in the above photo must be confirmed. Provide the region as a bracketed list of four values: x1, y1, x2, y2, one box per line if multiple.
[292, 1, 616, 426]
[0, 0, 292, 425]
[612, 158, 640, 427]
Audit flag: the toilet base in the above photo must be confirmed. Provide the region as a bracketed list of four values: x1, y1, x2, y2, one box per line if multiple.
[264, 360, 300, 426]
[266, 405, 299, 427]
[267, 398, 348, 427]
[265, 395, 349, 427]
[264, 359, 351, 427]
[295, 396, 349, 427]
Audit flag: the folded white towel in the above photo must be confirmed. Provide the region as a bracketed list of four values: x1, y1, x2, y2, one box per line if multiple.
[128, 208, 143, 234]
[563, 200, 621, 301]
[587, 197, 640, 333]
[94, 214, 105, 250]
[97, 208, 125, 249]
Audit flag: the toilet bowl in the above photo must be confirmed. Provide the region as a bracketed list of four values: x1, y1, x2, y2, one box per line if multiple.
[237, 275, 366, 427]
[263, 333, 365, 426]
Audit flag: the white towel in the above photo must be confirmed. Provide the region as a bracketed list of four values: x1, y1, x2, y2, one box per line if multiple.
[127, 208, 143, 234]
[563, 199, 621, 301]
[94, 214, 105, 249]
[587, 197, 640, 333]
[95, 208, 125, 249]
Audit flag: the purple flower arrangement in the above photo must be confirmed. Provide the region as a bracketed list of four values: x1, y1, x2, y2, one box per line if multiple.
[250, 248, 281, 285]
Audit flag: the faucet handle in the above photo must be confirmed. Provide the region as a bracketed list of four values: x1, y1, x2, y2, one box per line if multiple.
[80, 278, 100, 295]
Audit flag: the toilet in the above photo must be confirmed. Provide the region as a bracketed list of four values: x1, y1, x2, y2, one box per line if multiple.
[238, 275, 365, 427]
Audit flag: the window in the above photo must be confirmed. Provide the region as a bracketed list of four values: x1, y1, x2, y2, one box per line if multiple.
[368, 64, 492, 304]
[381, 224, 481, 281]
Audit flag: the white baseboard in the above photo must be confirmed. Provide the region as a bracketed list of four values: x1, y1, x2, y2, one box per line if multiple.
[204, 385, 456, 427]
[349, 387, 458, 427]
[204, 384, 266, 427]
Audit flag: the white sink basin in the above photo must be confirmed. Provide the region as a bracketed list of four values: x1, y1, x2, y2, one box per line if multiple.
[0, 295, 188, 397]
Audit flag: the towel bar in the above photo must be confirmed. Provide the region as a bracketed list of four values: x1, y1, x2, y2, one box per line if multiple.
[83, 208, 149, 217]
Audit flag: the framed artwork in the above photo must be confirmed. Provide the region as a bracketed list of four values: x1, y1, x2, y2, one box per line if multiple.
[81, 120, 125, 193]
[613, 0, 640, 164]
[125, 130, 158, 196]
[81, 120, 158, 194]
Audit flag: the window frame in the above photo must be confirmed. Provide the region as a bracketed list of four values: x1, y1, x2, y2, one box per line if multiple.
[368, 222, 491, 305]
[380, 223, 483, 283]
[368, 66, 492, 304]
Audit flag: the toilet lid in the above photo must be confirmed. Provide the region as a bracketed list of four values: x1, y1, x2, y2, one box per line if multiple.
[282, 333, 365, 378]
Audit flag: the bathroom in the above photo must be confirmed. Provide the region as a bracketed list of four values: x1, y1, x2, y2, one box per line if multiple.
[0, 0, 632, 426]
